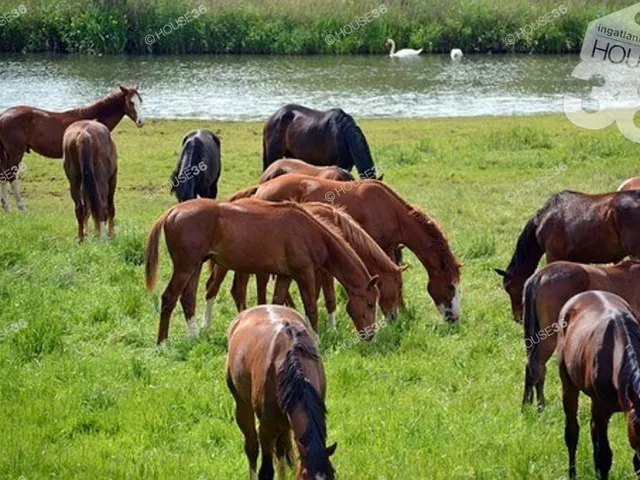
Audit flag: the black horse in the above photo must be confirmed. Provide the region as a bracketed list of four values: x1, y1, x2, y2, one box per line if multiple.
[171, 130, 221, 202]
[263, 104, 376, 178]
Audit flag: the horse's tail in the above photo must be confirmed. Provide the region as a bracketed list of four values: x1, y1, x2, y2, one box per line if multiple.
[263, 107, 294, 171]
[227, 185, 258, 202]
[523, 273, 543, 382]
[145, 208, 172, 291]
[336, 112, 375, 178]
[79, 135, 103, 223]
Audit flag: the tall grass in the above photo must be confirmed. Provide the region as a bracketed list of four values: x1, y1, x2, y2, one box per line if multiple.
[0, 0, 629, 55]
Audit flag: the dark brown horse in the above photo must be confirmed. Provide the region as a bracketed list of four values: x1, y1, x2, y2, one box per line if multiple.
[0, 85, 143, 211]
[619, 177, 640, 191]
[263, 104, 376, 178]
[522, 260, 640, 409]
[227, 174, 461, 321]
[558, 290, 640, 479]
[496, 190, 640, 321]
[260, 158, 354, 183]
[145, 198, 379, 343]
[171, 130, 221, 202]
[62, 121, 118, 241]
[227, 305, 336, 480]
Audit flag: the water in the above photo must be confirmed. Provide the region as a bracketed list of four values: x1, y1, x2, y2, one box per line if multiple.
[0, 53, 608, 120]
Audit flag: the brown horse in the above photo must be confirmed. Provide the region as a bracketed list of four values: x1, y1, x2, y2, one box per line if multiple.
[226, 174, 461, 321]
[260, 158, 355, 183]
[495, 190, 640, 321]
[618, 177, 640, 191]
[0, 85, 143, 211]
[522, 260, 640, 409]
[227, 305, 336, 479]
[62, 121, 118, 241]
[558, 290, 640, 479]
[145, 197, 379, 343]
[214, 202, 405, 327]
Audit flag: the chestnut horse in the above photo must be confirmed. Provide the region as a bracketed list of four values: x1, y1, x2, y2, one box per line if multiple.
[0, 85, 143, 211]
[145, 198, 379, 343]
[263, 104, 376, 178]
[227, 305, 336, 480]
[522, 260, 640, 409]
[495, 190, 640, 321]
[618, 177, 640, 191]
[558, 291, 640, 479]
[212, 202, 405, 327]
[62, 121, 118, 241]
[260, 158, 354, 183]
[171, 129, 221, 202]
[227, 174, 461, 321]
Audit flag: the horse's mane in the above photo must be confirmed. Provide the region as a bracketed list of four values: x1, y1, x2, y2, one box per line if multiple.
[277, 322, 332, 475]
[618, 313, 640, 414]
[74, 88, 127, 117]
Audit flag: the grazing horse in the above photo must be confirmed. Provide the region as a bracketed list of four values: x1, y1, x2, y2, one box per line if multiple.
[558, 291, 640, 479]
[213, 202, 405, 326]
[62, 121, 117, 241]
[618, 177, 640, 191]
[171, 130, 221, 202]
[226, 174, 461, 321]
[227, 305, 336, 480]
[263, 104, 376, 178]
[0, 85, 143, 211]
[260, 158, 354, 183]
[495, 190, 640, 321]
[145, 198, 379, 343]
[522, 260, 640, 409]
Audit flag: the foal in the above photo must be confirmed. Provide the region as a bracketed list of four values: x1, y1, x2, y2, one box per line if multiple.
[558, 291, 640, 479]
[227, 305, 336, 480]
[62, 120, 117, 241]
[260, 158, 354, 183]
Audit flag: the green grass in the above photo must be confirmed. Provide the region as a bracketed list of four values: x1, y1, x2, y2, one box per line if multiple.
[1, 114, 639, 478]
[0, 0, 630, 54]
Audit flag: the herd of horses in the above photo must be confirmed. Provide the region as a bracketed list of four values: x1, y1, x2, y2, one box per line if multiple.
[2, 86, 640, 479]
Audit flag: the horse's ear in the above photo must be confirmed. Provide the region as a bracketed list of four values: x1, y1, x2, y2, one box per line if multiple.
[399, 264, 409, 272]
[134, 83, 139, 90]
[377, 174, 384, 181]
[494, 268, 507, 277]
[181, 132, 190, 145]
[326, 442, 337, 457]
[119, 85, 128, 94]
[368, 275, 380, 289]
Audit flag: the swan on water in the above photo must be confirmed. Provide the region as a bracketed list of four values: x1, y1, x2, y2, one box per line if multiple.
[385, 38, 423, 57]
[450, 48, 463, 61]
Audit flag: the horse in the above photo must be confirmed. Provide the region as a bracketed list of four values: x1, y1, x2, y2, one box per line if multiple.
[171, 130, 221, 202]
[260, 158, 355, 183]
[495, 190, 640, 322]
[225, 174, 461, 321]
[62, 121, 118, 241]
[0, 85, 143, 212]
[557, 290, 640, 479]
[618, 177, 640, 191]
[145, 197, 379, 343]
[227, 305, 336, 480]
[522, 260, 640, 410]
[263, 104, 376, 178]
[212, 202, 405, 327]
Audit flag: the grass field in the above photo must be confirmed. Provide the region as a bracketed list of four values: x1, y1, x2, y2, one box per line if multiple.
[1, 113, 639, 479]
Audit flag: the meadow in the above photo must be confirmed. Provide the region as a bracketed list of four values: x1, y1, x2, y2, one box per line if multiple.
[0, 0, 630, 55]
[1, 113, 639, 479]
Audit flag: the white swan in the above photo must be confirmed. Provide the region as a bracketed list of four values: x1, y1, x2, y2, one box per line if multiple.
[385, 38, 422, 58]
[450, 48, 463, 61]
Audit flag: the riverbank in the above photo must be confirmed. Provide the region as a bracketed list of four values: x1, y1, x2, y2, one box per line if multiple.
[0, 0, 623, 55]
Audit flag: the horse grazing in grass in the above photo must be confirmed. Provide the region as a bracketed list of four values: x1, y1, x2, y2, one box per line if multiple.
[227, 305, 336, 480]
[495, 190, 640, 322]
[263, 104, 376, 178]
[213, 202, 405, 327]
[171, 130, 221, 202]
[618, 177, 640, 191]
[227, 174, 461, 321]
[522, 260, 640, 410]
[62, 121, 117, 241]
[260, 158, 354, 183]
[0, 85, 143, 211]
[558, 291, 640, 479]
[145, 198, 379, 344]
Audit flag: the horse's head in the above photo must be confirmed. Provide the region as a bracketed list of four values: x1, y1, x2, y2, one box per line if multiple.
[495, 268, 524, 321]
[346, 276, 379, 337]
[427, 276, 460, 322]
[378, 265, 408, 321]
[120, 84, 145, 127]
[295, 441, 337, 480]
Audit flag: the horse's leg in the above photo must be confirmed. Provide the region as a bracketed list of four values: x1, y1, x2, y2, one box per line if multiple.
[320, 272, 337, 329]
[68, 180, 86, 242]
[231, 272, 250, 312]
[158, 270, 193, 344]
[272, 276, 293, 305]
[107, 173, 116, 237]
[10, 179, 25, 212]
[522, 364, 534, 408]
[274, 429, 292, 480]
[180, 264, 202, 339]
[590, 402, 613, 480]
[228, 376, 259, 480]
[203, 263, 228, 329]
[560, 365, 580, 478]
[386, 246, 406, 309]
[634, 452, 640, 475]
[0, 182, 8, 212]
[256, 273, 270, 305]
[258, 422, 276, 480]
[293, 269, 318, 333]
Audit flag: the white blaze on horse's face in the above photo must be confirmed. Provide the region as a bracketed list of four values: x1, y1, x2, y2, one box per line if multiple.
[438, 283, 460, 321]
[132, 94, 145, 127]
